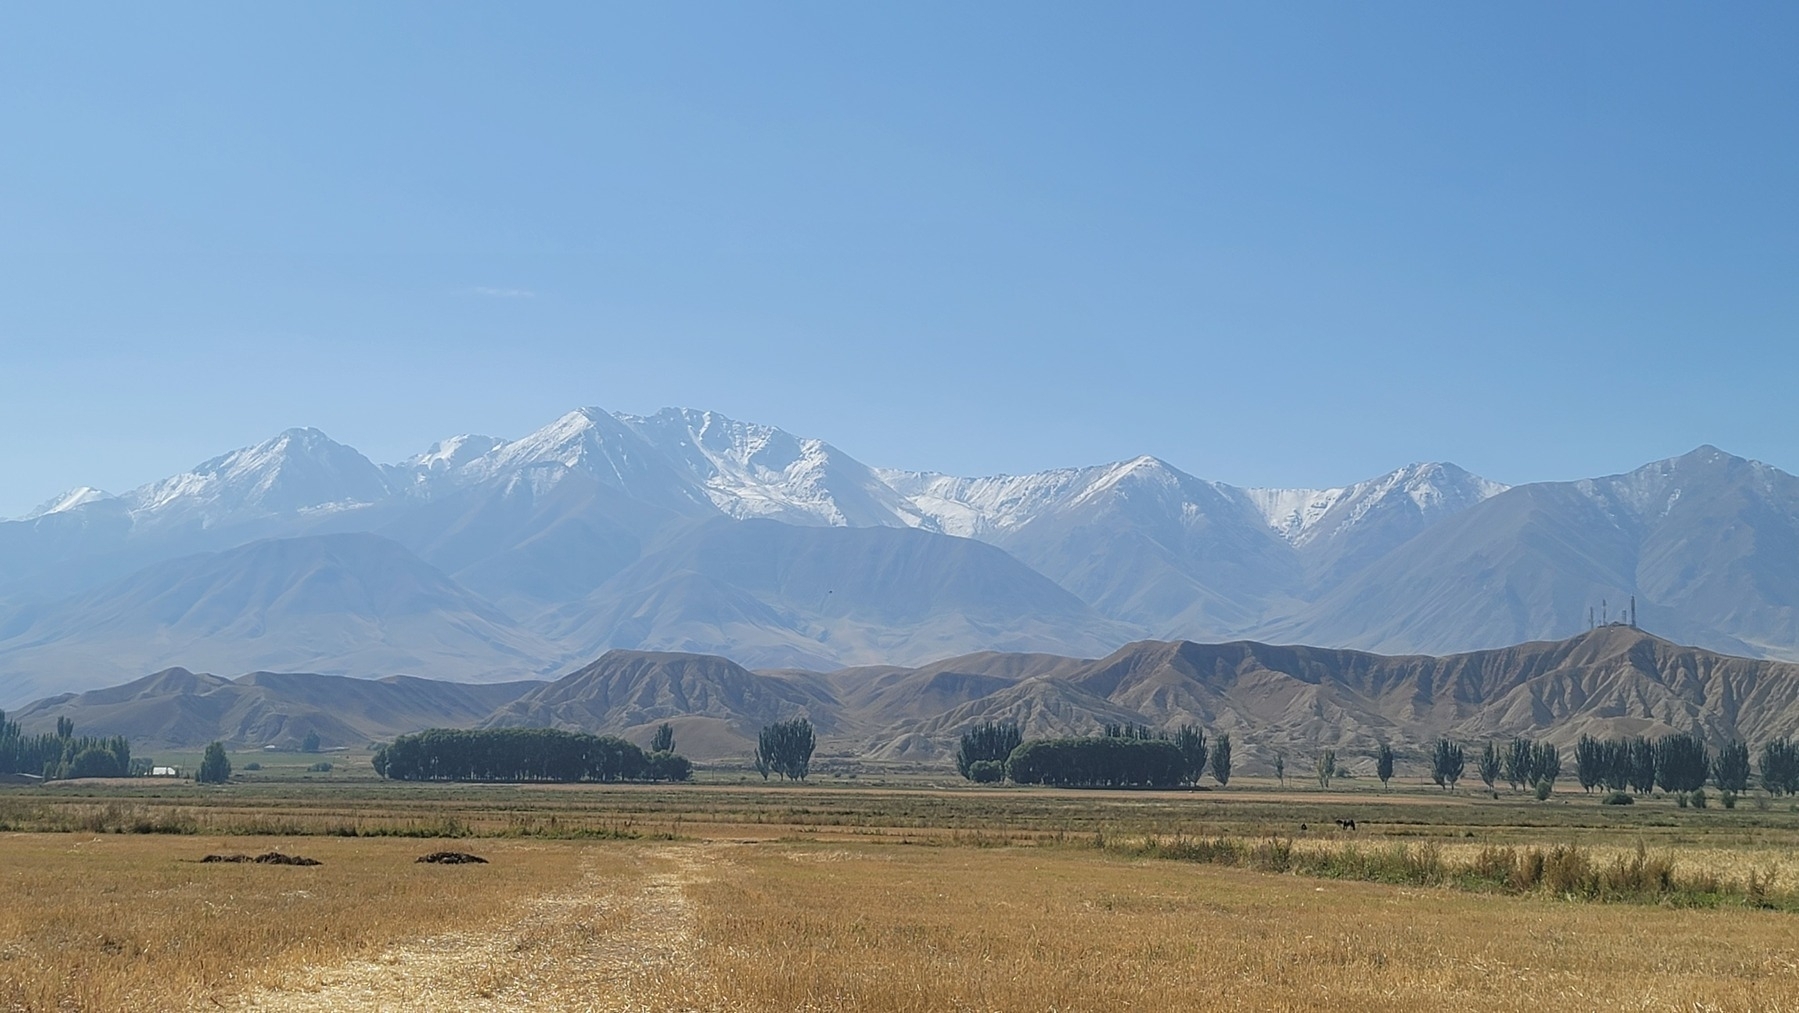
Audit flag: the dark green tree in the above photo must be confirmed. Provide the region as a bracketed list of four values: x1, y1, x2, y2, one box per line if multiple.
[1478, 741, 1502, 790]
[1628, 737, 1657, 794]
[1533, 742, 1561, 788]
[757, 718, 816, 781]
[301, 731, 321, 754]
[1376, 743, 1395, 790]
[1653, 733, 1710, 794]
[651, 723, 675, 754]
[957, 722, 1023, 781]
[197, 742, 232, 784]
[370, 728, 686, 782]
[1171, 724, 1208, 786]
[1503, 737, 1535, 791]
[1209, 733, 1232, 787]
[66, 746, 122, 779]
[1760, 738, 1799, 796]
[1316, 749, 1336, 789]
[1274, 752, 1286, 788]
[1431, 738, 1464, 791]
[1714, 740, 1751, 795]
[648, 751, 693, 782]
[1004, 737, 1185, 787]
[1575, 735, 1604, 792]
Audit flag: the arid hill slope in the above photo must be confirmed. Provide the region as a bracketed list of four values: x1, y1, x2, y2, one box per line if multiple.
[14, 628, 1799, 767]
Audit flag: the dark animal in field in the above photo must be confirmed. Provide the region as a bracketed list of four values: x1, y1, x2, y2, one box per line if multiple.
[417, 851, 489, 864]
[1334, 819, 1357, 830]
[1299, 823, 1308, 831]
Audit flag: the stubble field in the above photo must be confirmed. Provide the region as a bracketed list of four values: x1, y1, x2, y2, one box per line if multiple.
[4, 770, 1799, 1011]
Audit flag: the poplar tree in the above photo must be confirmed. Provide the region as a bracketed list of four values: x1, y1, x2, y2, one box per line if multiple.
[1478, 741, 1502, 789]
[197, 742, 232, 784]
[1210, 733, 1232, 787]
[1431, 738, 1464, 791]
[757, 718, 816, 781]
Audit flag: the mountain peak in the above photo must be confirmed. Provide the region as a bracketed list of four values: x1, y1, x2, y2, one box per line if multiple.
[1247, 461, 1505, 547]
[22, 487, 115, 521]
[122, 427, 392, 525]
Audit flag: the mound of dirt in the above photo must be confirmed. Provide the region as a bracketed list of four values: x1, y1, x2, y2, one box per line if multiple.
[199, 851, 321, 866]
[253, 851, 322, 866]
[417, 851, 489, 865]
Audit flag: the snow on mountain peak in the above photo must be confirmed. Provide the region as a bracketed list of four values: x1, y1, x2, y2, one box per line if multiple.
[617, 407, 933, 528]
[881, 456, 1230, 539]
[122, 427, 393, 526]
[1246, 462, 1507, 547]
[22, 487, 115, 521]
[7, 404, 1513, 559]
[404, 434, 507, 473]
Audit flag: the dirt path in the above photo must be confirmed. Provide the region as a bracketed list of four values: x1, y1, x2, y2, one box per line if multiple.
[222, 845, 715, 1013]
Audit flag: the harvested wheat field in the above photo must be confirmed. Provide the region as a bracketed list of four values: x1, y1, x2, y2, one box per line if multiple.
[4, 828, 1799, 1012]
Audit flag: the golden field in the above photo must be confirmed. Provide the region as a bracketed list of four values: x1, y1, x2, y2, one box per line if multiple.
[3, 777, 1799, 1011]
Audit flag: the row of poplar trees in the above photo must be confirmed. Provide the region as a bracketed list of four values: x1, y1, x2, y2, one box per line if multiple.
[372, 727, 692, 782]
[956, 722, 1233, 788]
[0, 712, 132, 780]
[1572, 732, 1783, 795]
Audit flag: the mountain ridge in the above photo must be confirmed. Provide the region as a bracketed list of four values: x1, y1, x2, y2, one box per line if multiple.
[3, 405, 1795, 702]
[14, 629, 1799, 769]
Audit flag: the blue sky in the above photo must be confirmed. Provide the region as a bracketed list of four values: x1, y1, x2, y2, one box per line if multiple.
[2, 3, 1795, 516]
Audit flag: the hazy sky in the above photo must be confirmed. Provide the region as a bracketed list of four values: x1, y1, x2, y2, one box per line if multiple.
[3, 3, 1796, 517]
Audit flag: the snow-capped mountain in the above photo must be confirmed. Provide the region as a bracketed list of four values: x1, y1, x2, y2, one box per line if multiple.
[122, 427, 395, 530]
[1245, 463, 1508, 548]
[391, 434, 507, 492]
[1246, 462, 1510, 586]
[4, 405, 1797, 705]
[616, 408, 933, 529]
[22, 486, 115, 521]
[1259, 446, 1799, 659]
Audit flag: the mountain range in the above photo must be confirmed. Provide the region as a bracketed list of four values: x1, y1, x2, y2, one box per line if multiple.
[2, 404, 1796, 704]
[14, 628, 1799, 773]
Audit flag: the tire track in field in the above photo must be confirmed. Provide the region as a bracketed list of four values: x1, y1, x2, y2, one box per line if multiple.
[221, 844, 715, 1013]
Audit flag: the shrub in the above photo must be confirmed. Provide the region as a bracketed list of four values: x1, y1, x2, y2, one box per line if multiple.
[1721, 790, 1738, 809]
[243, 762, 262, 771]
[1534, 779, 1552, 801]
[968, 760, 1005, 783]
[1690, 788, 1708, 809]
[307, 761, 333, 773]
[1600, 790, 1633, 805]
[1542, 845, 1593, 897]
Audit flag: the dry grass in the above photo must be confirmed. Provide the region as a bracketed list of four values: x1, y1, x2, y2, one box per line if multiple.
[7, 782, 1799, 1011]
[687, 842, 1799, 1011]
[0, 833, 594, 1011]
